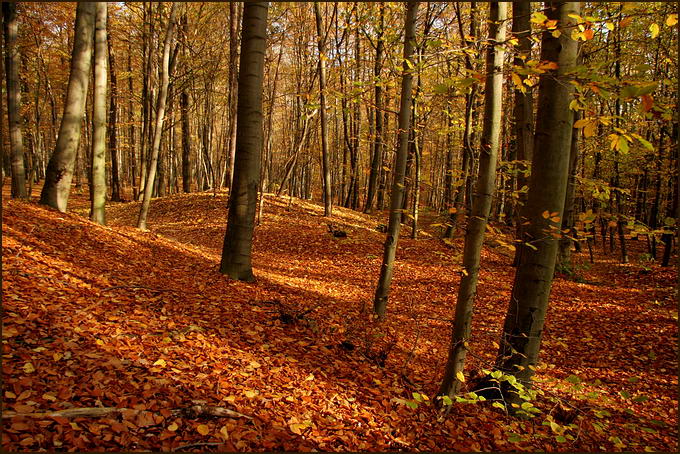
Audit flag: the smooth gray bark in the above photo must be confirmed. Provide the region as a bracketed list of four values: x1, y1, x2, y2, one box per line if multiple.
[373, 1, 419, 318]
[314, 1, 332, 217]
[3, 2, 27, 198]
[438, 1, 507, 399]
[137, 3, 179, 230]
[90, 2, 107, 224]
[495, 2, 580, 398]
[40, 3, 95, 211]
[364, 2, 385, 214]
[220, 2, 268, 281]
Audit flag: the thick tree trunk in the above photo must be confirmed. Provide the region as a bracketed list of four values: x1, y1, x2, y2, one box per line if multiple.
[90, 3, 107, 224]
[495, 2, 580, 402]
[220, 2, 268, 282]
[373, 1, 419, 318]
[438, 1, 507, 399]
[314, 2, 332, 217]
[137, 3, 178, 230]
[40, 3, 96, 211]
[3, 2, 27, 198]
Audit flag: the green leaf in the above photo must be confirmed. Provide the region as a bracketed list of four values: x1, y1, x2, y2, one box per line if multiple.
[492, 401, 506, 410]
[565, 374, 581, 384]
[404, 400, 418, 409]
[632, 395, 648, 402]
[507, 433, 523, 443]
[555, 435, 567, 443]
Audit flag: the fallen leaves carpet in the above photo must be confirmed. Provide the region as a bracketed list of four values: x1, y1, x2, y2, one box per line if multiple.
[2, 189, 677, 451]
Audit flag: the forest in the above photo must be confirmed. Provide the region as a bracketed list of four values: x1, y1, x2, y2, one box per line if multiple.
[1, 1, 678, 452]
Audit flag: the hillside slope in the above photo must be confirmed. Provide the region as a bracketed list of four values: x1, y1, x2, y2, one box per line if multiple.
[2, 191, 677, 451]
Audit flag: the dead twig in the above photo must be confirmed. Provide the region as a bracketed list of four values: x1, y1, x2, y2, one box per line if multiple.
[173, 442, 222, 452]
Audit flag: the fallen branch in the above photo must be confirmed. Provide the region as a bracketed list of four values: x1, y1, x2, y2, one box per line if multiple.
[173, 442, 222, 452]
[1, 407, 122, 419]
[2, 404, 252, 421]
[181, 404, 252, 420]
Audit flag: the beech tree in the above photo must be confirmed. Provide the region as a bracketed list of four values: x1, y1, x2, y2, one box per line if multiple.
[495, 1, 581, 400]
[3, 2, 27, 198]
[137, 3, 179, 230]
[220, 1, 269, 281]
[90, 2, 107, 224]
[39, 2, 95, 212]
[438, 1, 507, 399]
[373, 0, 419, 318]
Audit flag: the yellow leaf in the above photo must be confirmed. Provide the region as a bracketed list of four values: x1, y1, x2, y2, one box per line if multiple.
[511, 72, 522, 88]
[649, 23, 659, 39]
[153, 359, 167, 367]
[573, 118, 589, 128]
[219, 425, 229, 440]
[196, 424, 210, 436]
[53, 352, 63, 362]
[667, 14, 678, 27]
[583, 121, 596, 138]
[42, 393, 57, 402]
[23, 362, 35, 374]
[605, 22, 615, 31]
[248, 360, 261, 369]
[551, 29, 561, 38]
[5, 391, 17, 399]
[95, 339, 104, 346]
[167, 422, 179, 432]
[244, 390, 257, 398]
[456, 371, 465, 383]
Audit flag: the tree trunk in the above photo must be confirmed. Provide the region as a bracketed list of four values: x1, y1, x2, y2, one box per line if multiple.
[438, 1, 507, 399]
[127, 42, 137, 200]
[364, 2, 384, 214]
[90, 3, 107, 224]
[107, 19, 121, 202]
[226, 2, 241, 192]
[220, 2, 268, 282]
[40, 2, 96, 211]
[494, 2, 580, 403]
[373, 1, 419, 318]
[137, 3, 178, 230]
[3, 2, 27, 198]
[314, 2, 332, 217]
[510, 0, 535, 265]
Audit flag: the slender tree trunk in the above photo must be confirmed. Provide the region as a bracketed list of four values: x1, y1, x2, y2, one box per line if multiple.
[226, 2, 241, 191]
[127, 41, 137, 200]
[557, 110, 580, 269]
[510, 0, 535, 265]
[107, 20, 121, 202]
[137, 3, 178, 230]
[373, 1, 419, 318]
[438, 1, 507, 399]
[314, 1, 332, 217]
[90, 3, 107, 224]
[364, 2, 385, 214]
[3, 2, 27, 198]
[220, 2, 268, 282]
[494, 2, 580, 402]
[40, 2, 96, 211]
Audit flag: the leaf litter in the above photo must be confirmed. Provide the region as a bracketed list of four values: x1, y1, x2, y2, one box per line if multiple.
[1, 189, 677, 451]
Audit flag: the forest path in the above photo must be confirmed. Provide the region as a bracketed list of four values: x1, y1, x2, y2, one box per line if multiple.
[2, 189, 677, 452]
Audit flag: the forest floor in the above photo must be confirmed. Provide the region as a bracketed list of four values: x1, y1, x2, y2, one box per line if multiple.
[2, 186, 678, 452]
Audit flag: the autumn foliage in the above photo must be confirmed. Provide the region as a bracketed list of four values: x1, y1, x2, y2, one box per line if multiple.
[2, 188, 677, 451]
